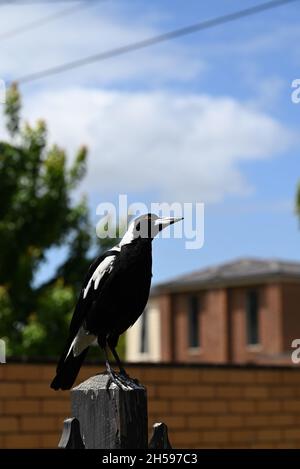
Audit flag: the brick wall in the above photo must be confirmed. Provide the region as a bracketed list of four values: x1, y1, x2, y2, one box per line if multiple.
[282, 283, 300, 351]
[160, 290, 229, 364]
[229, 285, 282, 363]
[1, 362, 300, 448]
[156, 282, 300, 365]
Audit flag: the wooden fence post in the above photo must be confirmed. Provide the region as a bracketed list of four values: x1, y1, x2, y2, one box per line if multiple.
[71, 373, 148, 449]
[149, 422, 172, 449]
[58, 418, 85, 449]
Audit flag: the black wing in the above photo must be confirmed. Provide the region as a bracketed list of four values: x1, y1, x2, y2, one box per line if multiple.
[54, 249, 119, 374]
[69, 248, 120, 335]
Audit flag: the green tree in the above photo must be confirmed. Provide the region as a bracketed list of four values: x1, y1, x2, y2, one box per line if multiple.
[0, 85, 121, 358]
[296, 182, 300, 219]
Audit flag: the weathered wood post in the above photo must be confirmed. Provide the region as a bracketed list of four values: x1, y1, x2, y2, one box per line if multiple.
[71, 373, 148, 449]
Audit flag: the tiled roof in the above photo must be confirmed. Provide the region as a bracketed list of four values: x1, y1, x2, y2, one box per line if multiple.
[152, 258, 300, 293]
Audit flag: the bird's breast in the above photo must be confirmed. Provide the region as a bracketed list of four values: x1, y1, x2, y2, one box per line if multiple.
[86, 242, 152, 335]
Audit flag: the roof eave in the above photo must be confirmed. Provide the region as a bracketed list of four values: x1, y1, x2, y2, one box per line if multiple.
[151, 273, 300, 296]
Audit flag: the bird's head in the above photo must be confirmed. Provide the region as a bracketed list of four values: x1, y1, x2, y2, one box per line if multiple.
[120, 213, 183, 246]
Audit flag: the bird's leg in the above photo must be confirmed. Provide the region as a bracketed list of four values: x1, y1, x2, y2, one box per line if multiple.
[110, 346, 127, 376]
[107, 334, 128, 376]
[104, 345, 129, 390]
[104, 345, 118, 387]
[109, 344, 140, 389]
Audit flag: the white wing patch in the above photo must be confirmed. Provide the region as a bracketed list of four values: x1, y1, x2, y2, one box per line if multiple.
[64, 251, 120, 362]
[83, 254, 116, 299]
[65, 326, 97, 359]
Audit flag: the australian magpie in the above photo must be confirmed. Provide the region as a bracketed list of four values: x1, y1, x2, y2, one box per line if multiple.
[51, 213, 183, 390]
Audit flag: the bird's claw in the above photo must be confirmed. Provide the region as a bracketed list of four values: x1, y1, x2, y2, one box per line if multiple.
[106, 369, 127, 391]
[106, 369, 140, 391]
[118, 370, 141, 389]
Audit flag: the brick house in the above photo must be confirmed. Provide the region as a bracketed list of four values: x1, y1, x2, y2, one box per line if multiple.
[126, 258, 300, 365]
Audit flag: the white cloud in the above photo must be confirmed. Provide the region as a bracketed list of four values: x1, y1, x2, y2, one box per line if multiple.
[6, 87, 293, 203]
[0, 5, 294, 204]
[0, 3, 203, 87]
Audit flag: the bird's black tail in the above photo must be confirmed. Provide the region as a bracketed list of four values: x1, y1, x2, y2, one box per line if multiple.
[51, 345, 89, 390]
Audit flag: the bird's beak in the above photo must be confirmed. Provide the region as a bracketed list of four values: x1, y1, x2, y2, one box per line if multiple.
[154, 216, 184, 231]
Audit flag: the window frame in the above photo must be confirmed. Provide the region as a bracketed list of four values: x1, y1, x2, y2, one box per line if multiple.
[187, 294, 200, 350]
[140, 309, 149, 354]
[245, 289, 260, 346]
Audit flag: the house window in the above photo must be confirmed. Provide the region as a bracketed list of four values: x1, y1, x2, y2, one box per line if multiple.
[188, 295, 200, 348]
[246, 290, 259, 345]
[140, 309, 148, 354]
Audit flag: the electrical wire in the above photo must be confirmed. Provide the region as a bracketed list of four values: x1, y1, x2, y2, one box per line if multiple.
[0, 0, 104, 41]
[13, 0, 299, 85]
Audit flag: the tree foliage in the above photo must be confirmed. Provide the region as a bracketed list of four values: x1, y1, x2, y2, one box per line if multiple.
[296, 181, 300, 220]
[0, 85, 122, 358]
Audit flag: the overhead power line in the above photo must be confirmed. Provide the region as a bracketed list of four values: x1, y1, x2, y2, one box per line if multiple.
[14, 0, 299, 85]
[0, 0, 102, 41]
[0, 1, 90, 5]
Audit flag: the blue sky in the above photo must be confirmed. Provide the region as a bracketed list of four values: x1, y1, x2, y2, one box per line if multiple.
[0, 0, 299, 285]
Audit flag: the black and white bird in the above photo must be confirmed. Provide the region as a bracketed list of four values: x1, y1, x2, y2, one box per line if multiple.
[51, 213, 183, 390]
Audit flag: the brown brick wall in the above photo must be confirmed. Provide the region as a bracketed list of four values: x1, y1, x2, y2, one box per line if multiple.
[230, 285, 281, 363]
[159, 282, 290, 365]
[1, 363, 300, 448]
[263, 284, 283, 355]
[203, 289, 228, 362]
[170, 290, 228, 363]
[282, 283, 300, 352]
